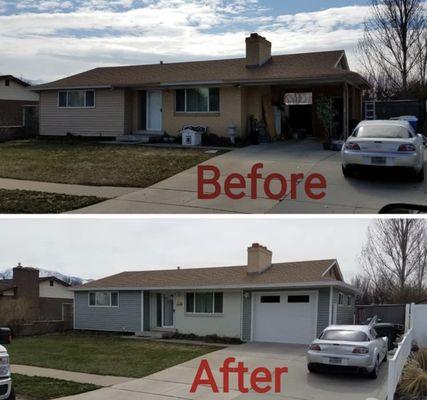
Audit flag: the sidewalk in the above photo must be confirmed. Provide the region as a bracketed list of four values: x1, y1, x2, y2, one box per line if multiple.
[0, 178, 140, 199]
[11, 364, 134, 387]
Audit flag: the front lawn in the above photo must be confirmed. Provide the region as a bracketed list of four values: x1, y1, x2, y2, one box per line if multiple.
[0, 189, 105, 213]
[8, 333, 218, 378]
[12, 374, 100, 400]
[0, 140, 219, 188]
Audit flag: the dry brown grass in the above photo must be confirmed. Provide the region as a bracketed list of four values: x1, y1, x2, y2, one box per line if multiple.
[399, 350, 427, 399]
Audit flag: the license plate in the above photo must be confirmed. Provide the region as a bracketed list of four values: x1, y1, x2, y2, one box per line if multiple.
[329, 357, 342, 364]
[371, 157, 387, 165]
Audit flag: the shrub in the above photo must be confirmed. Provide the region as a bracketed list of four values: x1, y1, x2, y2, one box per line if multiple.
[399, 350, 427, 399]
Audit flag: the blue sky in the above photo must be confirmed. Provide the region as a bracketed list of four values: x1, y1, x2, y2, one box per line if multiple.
[0, 0, 371, 82]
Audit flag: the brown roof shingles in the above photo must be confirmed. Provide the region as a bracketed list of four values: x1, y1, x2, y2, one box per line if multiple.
[34, 51, 368, 90]
[77, 259, 339, 290]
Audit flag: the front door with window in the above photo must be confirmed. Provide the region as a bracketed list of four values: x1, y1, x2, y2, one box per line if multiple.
[147, 90, 162, 131]
[162, 294, 174, 327]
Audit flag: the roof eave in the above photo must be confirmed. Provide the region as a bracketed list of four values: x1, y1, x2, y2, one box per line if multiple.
[72, 280, 359, 293]
[33, 84, 113, 92]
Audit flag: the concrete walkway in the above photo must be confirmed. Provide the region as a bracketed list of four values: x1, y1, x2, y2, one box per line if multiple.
[0, 178, 140, 199]
[11, 364, 133, 387]
[73, 141, 427, 214]
[53, 343, 387, 400]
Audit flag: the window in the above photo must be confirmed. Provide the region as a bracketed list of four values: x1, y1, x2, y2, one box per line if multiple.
[49, 280, 54, 287]
[88, 292, 119, 307]
[260, 295, 280, 303]
[5, 79, 10, 87]
[353, 125, 412, 139]
[175, 88, 220, 113]
[347, 296, 352, 306]
[338, 293, 344, 305]
[288, 295, 310, 303]
[58, 90, 95, 108]
[320, 330, 368, 342]
[186, 293, 194, 313]
[186, 292, 223, 314]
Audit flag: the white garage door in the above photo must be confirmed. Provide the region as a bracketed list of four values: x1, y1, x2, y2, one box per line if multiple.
[253, 291, 318, 344]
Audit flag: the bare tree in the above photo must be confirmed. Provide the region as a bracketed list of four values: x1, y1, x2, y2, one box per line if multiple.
[358, 0, 427, 97]
[360, 219, 427, 297]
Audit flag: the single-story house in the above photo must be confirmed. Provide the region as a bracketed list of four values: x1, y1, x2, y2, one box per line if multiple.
[0, 75, 39, 127]
[73, 244, 358, 345]
[33, 33, 369, 142]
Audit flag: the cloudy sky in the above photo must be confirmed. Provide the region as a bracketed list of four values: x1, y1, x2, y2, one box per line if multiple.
[0, 217, 372, 282]
[0, 0, 370, 83]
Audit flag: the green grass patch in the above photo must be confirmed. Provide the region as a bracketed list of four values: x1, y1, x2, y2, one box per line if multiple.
[12, 374, 100, 400]
[0, 189, 105, 213]
[8, 333, 218, 378]
[0, 140, 219, 188]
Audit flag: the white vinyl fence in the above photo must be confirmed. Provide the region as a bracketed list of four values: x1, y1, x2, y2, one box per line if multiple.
[406, 303, 427, 347]
[387, 328, 413, 400]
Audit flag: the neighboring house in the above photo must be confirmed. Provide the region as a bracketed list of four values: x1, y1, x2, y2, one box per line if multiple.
[0, 264, 73, 321]
[73, 244, 358, 345]
[33, 33, 368, 141]
[0, 75, 39, 127]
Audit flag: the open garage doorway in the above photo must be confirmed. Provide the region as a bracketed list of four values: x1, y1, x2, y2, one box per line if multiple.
[284, 92, 313, 140]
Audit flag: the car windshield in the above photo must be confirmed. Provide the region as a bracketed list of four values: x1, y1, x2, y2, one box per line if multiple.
[353, 125, 412, 139]
[320, 330, 368, 342]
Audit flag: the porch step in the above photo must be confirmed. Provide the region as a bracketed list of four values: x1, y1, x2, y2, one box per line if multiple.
[116, 133, 163, 144]
[136, 328, 177, 339]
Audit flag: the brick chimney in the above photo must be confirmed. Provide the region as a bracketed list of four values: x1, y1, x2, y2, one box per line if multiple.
[13, 263, 39, 299]
[247, 243, 272, 274]
[246, 33, 272, 69]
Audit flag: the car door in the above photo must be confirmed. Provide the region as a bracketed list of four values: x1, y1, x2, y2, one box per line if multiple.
[371, 328, 386, 361]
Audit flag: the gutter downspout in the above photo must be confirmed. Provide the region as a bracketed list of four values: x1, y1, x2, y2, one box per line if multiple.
[328, 286, 333, 326]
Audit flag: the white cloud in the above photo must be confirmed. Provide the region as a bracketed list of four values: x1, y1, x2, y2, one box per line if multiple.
[0, 2, 370, 82]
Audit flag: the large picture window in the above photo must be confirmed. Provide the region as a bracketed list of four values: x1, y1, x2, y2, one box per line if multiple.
[58, 90, 95, 108]
[186, 292, 223, 314]
[88, 291, 119, 307]
[176, 88, 220, 113]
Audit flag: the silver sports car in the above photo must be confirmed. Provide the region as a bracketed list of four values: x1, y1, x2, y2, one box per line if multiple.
[307, 325, 388, 379]
[342, 120, 425, 181]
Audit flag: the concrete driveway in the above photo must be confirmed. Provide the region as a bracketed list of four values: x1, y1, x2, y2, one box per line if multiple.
[74, 141, 427, 214]
[58, 343, 387, 400]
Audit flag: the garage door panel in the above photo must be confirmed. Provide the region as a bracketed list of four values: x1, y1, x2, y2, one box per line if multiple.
[253, 292, 317, 344]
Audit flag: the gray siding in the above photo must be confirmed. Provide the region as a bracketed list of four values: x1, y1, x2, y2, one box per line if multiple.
[39, 89, 126, 137]
[317, 288, 330, 336]
[74, 291, 142, 333]
[241, 292, 252, 341]
[124, 89, 133, 134]
[333, 288, 355, 325]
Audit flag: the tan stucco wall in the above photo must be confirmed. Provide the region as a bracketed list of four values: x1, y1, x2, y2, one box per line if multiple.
[162, 86, 243, 137]
[39, 88, 126, 137]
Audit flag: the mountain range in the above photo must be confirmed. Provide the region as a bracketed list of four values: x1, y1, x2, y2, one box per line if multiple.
[0, 268, 86, 286]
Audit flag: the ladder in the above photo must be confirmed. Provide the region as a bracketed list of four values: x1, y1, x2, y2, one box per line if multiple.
[364, 100, 376, 120]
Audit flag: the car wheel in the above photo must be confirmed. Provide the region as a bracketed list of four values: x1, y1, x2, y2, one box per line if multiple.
[368, 358, 379, 379]
[414, 167, 424, 182]
[307, 363, 318, 373]
[342, 165, 353, 178]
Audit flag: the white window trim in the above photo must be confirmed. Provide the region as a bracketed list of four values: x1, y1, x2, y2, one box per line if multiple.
[58, 90, 96, 109]
[88, 291, 119, 308]
[347, 295, 352, 307]
[185, 291, 223, 315]
[175, 88, 220, 114]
